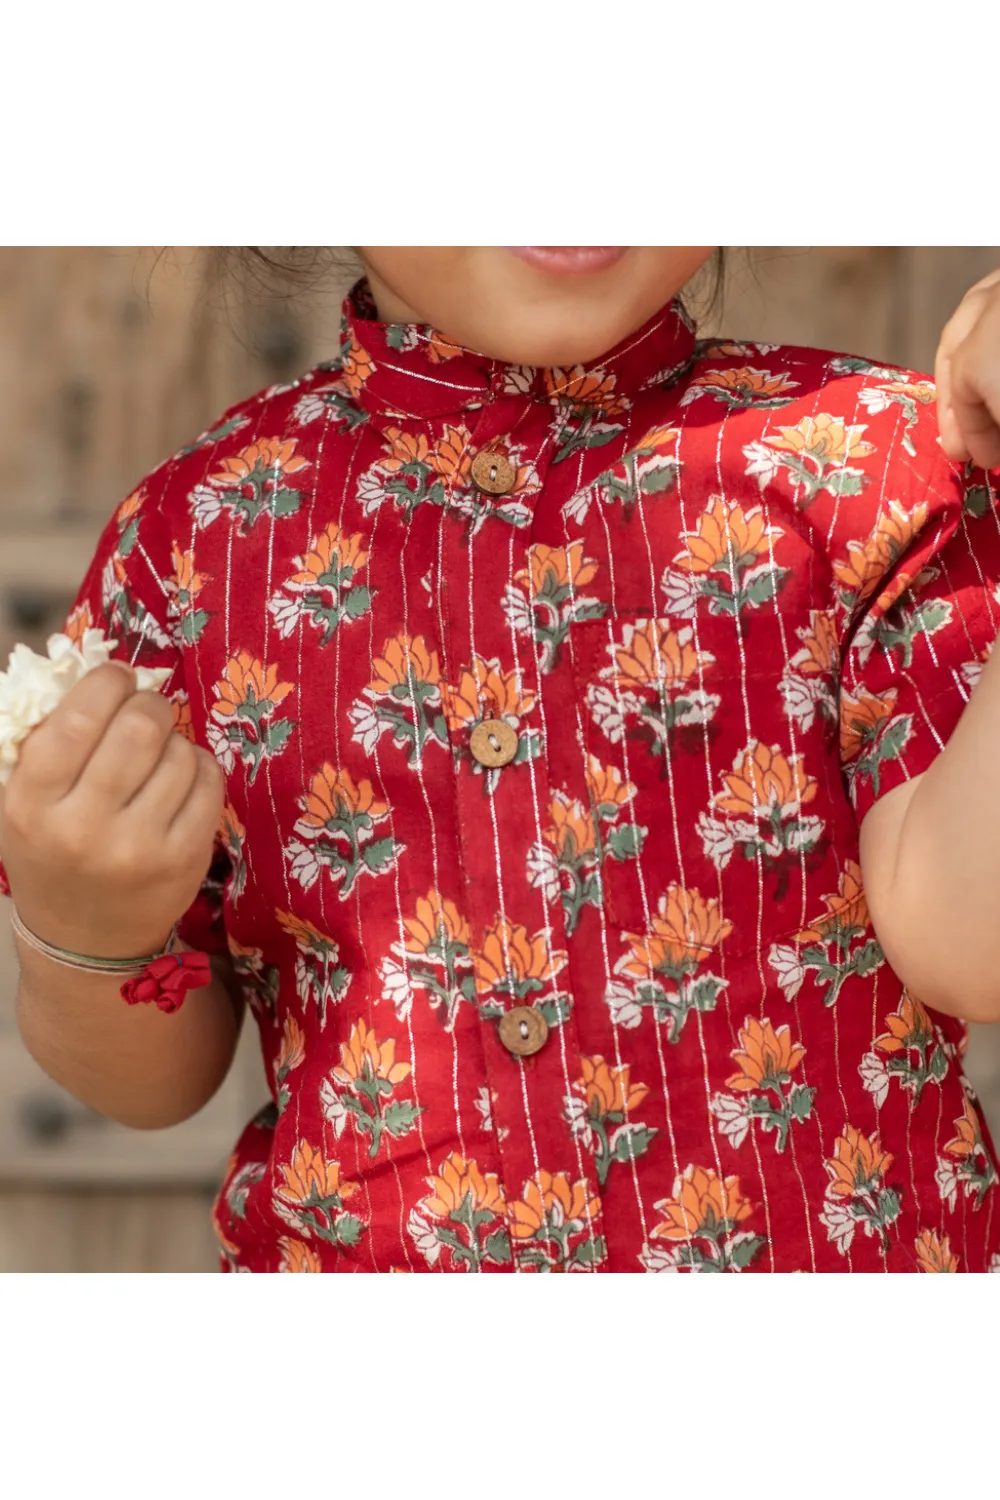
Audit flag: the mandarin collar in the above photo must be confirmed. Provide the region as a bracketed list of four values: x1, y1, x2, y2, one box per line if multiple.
[336, 279, 698, 421]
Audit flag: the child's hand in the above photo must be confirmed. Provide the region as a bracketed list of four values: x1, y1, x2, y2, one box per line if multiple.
[935, 267, 1000, 471]
[0, 662, 223, 960]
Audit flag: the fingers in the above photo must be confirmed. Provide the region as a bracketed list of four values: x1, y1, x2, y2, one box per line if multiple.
[946, 317, 1000, 472]
[126, 725, 202, 823]
[935, 274, 1000, 470]
[14, 662, 138, 800]
[166, 747, 225, 856]
[72, 686, 177, 808]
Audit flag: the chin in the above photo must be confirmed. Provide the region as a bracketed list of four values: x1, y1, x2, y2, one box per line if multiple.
[469, 312, 642, 369]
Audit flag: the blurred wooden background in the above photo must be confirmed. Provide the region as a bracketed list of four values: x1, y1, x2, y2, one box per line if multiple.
[1, 246, 998, 1272]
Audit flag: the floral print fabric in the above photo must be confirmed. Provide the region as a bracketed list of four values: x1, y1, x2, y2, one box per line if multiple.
[7, 283, 1000, 1272]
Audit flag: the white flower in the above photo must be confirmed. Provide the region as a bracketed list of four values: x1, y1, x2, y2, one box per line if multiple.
[292, 391, 328, 425]
[501, 583, 534, 638]
[587, 684, 638, 744]
[709, 1092, 751, 1149]
[561, 487, 595, 526]
[473, 1085, 508, 1143]
[605, 980, 643, 1029]
[357, 466, 389, 514]
[268, 592, 302, 639]
[319, 1078, 348, 1137]
[407, 1209, 442, 1267]
[563, 1094, 596, 1149]
[779, 671, 824, 731]
[526, 841, 561, 903]
[857, 388, 891, 415]
[503, 366, 534, 397]
[743, 439, 782, 489]
[205, 720, 236, 774]
[658, 567, 702, 616]
[819, 1196, 856, 1256]
[697, 813, 735, 871]
[285, 838, 323, 893]
[935, 1156, 960, 1211]
[639, 1242, 683, 1273]
[988, 1254, 1000, 1273]
[381, 959, 413, 1021]
[0, 630, 170, 785]
[960, 659, 984, 694]
[348, 696, 382, 755]
[768, 943, 806, 1002]
[189, 483, 225, 529]
[859, 1051, 890, 1108]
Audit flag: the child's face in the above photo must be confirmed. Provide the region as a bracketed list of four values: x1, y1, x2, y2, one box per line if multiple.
[358, 246, 714, 365]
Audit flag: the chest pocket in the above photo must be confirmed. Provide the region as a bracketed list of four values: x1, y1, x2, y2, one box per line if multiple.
[566, 606, 847, 956]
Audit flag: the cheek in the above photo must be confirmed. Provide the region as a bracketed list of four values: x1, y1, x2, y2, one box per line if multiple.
[357, 248, 471, 322]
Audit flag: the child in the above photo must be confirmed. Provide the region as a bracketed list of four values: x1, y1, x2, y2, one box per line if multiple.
[2, 246, 1000, 1273]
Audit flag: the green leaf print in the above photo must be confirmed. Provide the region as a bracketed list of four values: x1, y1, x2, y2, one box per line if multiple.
[603, 823, 647, 862]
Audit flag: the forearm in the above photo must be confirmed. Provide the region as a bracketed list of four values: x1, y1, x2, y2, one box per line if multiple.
[862, 636, 1000, 1021]
[13, 939, 245, 1129]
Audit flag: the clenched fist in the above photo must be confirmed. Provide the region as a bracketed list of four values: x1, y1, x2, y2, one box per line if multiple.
[0, 661, 223, 960]
[936, 267, 1000, 471]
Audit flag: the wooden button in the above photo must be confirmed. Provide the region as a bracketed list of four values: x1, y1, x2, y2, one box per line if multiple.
[471, 449, 517, 496]
[497, 1006, 549, 1058]
[469, 718, 519, 768]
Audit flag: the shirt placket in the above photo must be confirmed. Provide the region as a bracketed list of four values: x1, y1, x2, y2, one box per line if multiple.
[439, 388, 606, 1273]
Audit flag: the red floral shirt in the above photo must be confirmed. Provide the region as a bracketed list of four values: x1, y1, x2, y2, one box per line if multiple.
[10, 284, 1000, 1272]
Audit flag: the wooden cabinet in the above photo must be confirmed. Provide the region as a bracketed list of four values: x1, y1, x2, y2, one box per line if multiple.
[1, 247, 999, 1269]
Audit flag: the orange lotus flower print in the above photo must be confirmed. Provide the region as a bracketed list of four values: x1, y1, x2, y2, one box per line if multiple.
[621, 884, 732, 976]
[269, 519, 372, 645]
[471, 916, 567, 1010]
[701, 738, 824, 883]
[209, 650, 295, 783]
[612, 885, 731, 1042]
[275, 1140, 365, 1250]
[506, 1170, 604, 1271]
[715, 740, 818, 819]
[676, 495, 772, 574]
[298, 762, 386, 825]
[403, 890, 472, 956]
[644, 1165, 765, 1272]
[529, 762, 642, 936]
[388, 889, 476, 1030]
[351, 632, 448, 765]
[711, 1017, 814, 1154]
[408, 1152, 511, 1272]
[937, 1098, 998, 1211]
[321, 1017, 422, 1158]
[832, 499, 927, 606]
[745, 411, 874, 506]
[544, 364, 629, 465]
[590, 619, 720, 763]
[340, 337, 375, 398]
[770, 858, 883, 1012]
[442, 654, 535, 732]
[914, 1229, 958, 1273]
[273, 1014, 306, 1113]
[683, 365, 798, 409]
[427, 426, 473, 486]
[819, 1124, 901, 1257]
[279, 1237, 323, 1272]
[504, 540, 607, 672]
[796, 859, 869, 941]
[207, 437, 310, 532]
[288, 761, 400, 901]
[274, 909, 349, 1025]
[564, 1056, 656, 1185]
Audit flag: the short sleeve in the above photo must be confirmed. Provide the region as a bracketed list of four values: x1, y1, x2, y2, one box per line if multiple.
[837, 456, 1000, 826]
[0, 486, 230, 955]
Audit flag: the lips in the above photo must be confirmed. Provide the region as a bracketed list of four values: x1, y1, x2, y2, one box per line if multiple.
[506, 247, 628, 275]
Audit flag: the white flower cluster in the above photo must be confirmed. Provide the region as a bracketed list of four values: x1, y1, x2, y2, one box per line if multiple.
[0, 628, 170, 785]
